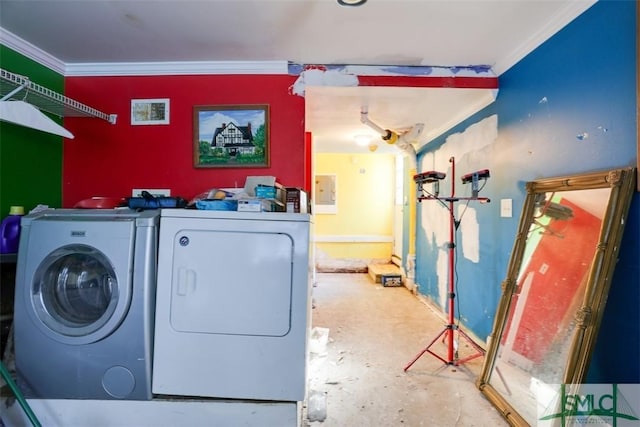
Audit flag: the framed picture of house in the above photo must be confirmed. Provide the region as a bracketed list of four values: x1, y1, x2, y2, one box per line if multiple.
[131, 98, 170, 125]
[193, 104, 269, 168]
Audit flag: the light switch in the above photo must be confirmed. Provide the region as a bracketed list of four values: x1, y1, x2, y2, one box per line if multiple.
[500, 199, 513, 218]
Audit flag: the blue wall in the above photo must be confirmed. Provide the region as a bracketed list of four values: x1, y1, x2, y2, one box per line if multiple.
[414, 0, 638, 382]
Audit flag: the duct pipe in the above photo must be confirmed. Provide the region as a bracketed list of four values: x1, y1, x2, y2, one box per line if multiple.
[393, 133, 418, 287]
[394, 135, 417, 170]
[360, 108, 386, 136]
[403, 150, 417, 294]
[360, 108, 399, 145]
[360, 108, 417, 292]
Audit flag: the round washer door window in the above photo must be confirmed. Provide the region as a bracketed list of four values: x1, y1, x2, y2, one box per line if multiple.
[31, 244, 122, 343]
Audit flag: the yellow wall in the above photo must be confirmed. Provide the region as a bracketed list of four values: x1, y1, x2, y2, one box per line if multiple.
[314, 153, 395, 265]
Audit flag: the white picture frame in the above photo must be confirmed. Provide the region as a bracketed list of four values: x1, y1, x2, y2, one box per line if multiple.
[131, 98, 170, 125]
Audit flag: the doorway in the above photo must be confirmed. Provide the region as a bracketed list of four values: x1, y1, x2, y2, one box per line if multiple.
[311, 150, 399, 272]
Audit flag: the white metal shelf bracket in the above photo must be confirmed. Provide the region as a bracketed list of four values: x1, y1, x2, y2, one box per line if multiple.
[0, 68, 117, 124]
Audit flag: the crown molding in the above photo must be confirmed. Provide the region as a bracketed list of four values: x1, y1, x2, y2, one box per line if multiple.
[1, 28, 288, 76]
[65, 61, 289, 76]
[0, 27, 65, 74]
[493, 0, 596, 75]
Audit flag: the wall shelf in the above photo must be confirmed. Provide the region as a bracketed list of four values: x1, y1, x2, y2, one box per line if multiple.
[0, 68, 116, 124]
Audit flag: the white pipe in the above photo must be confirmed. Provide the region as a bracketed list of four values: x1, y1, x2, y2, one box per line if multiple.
[359, 107, 417, 168]
[360, 108, 388, 137]
[396, 136, 417, 170]
[359, 107, 419, 292]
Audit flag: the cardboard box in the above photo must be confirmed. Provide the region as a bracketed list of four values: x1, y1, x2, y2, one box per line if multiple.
[255, 185, 277, 199]
[283, 187, 308, 213]
[381, 275, 403, 287]
[237, 199, 263, 212]
[237, 198, 281, 212]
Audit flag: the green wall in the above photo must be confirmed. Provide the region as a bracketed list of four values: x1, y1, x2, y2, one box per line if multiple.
[0, 46, 64, 218]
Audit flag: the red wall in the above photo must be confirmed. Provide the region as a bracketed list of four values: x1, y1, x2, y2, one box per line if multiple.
[63, 74, 305, 207]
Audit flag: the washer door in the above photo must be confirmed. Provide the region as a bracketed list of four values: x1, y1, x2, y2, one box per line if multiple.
[30, 244, 127, 345]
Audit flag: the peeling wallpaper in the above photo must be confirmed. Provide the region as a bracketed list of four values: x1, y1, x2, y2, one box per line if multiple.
[417, 115, 498, 317]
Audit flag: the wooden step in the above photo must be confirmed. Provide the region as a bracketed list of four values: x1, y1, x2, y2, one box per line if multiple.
[367, 263, 402, 285]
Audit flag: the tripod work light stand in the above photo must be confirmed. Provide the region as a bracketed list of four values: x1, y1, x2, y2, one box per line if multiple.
[404, 157, 490, 370]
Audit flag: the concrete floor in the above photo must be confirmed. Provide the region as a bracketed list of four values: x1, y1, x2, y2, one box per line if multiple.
[305, 273, 507, 427]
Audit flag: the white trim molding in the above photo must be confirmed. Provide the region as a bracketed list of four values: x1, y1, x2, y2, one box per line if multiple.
[1, 27, 288, 77]
[0, 27, 65, 74]
[65, 60, 289, 77]
[314, 235, 393, 243]
[493, 0, 596, 75]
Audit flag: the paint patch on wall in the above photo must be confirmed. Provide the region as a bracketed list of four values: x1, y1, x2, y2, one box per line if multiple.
[288, 63, 495, 78]
[289, 64, 497, 97]
[437, 250, 448, 308]
[458, 205, 480, 263]
[418, 114, 498, 308]
[440, 114, 498, 154]
[290, 68, 359, 96]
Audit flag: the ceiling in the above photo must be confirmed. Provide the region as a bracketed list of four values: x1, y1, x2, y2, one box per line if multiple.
[0, 0, 594, 154]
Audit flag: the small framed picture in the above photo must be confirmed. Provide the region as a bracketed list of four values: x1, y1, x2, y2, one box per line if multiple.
[131, 98, 170, 125]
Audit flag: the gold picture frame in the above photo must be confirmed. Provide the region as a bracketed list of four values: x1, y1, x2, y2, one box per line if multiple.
[476, 167, 636, 426]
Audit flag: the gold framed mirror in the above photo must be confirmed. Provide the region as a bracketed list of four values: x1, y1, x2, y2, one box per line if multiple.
[476, 167, 636, 426]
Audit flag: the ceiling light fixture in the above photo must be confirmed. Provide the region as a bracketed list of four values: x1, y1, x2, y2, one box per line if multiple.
[337, 0, 367, 6]
[354, 134, 373, 146]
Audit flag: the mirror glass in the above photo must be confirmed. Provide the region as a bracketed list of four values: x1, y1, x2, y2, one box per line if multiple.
[477, 168, 636, 426]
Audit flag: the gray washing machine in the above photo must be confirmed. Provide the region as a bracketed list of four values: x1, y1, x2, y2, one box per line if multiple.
[13, 208, 159, 400]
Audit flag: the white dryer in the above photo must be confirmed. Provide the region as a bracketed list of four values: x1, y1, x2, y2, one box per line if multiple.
[152, 209, 312, 401]
[13, 208, 159, 400]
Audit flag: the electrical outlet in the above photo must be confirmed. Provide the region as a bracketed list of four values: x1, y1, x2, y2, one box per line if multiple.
[132, 188, 171, 197]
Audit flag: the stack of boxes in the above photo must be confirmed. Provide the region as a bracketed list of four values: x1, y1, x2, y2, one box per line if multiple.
[238, 185, 309, 213]
[237, 185, 282, 212]
[195, 177, 310, 213]
[283, 187, 308, 213]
